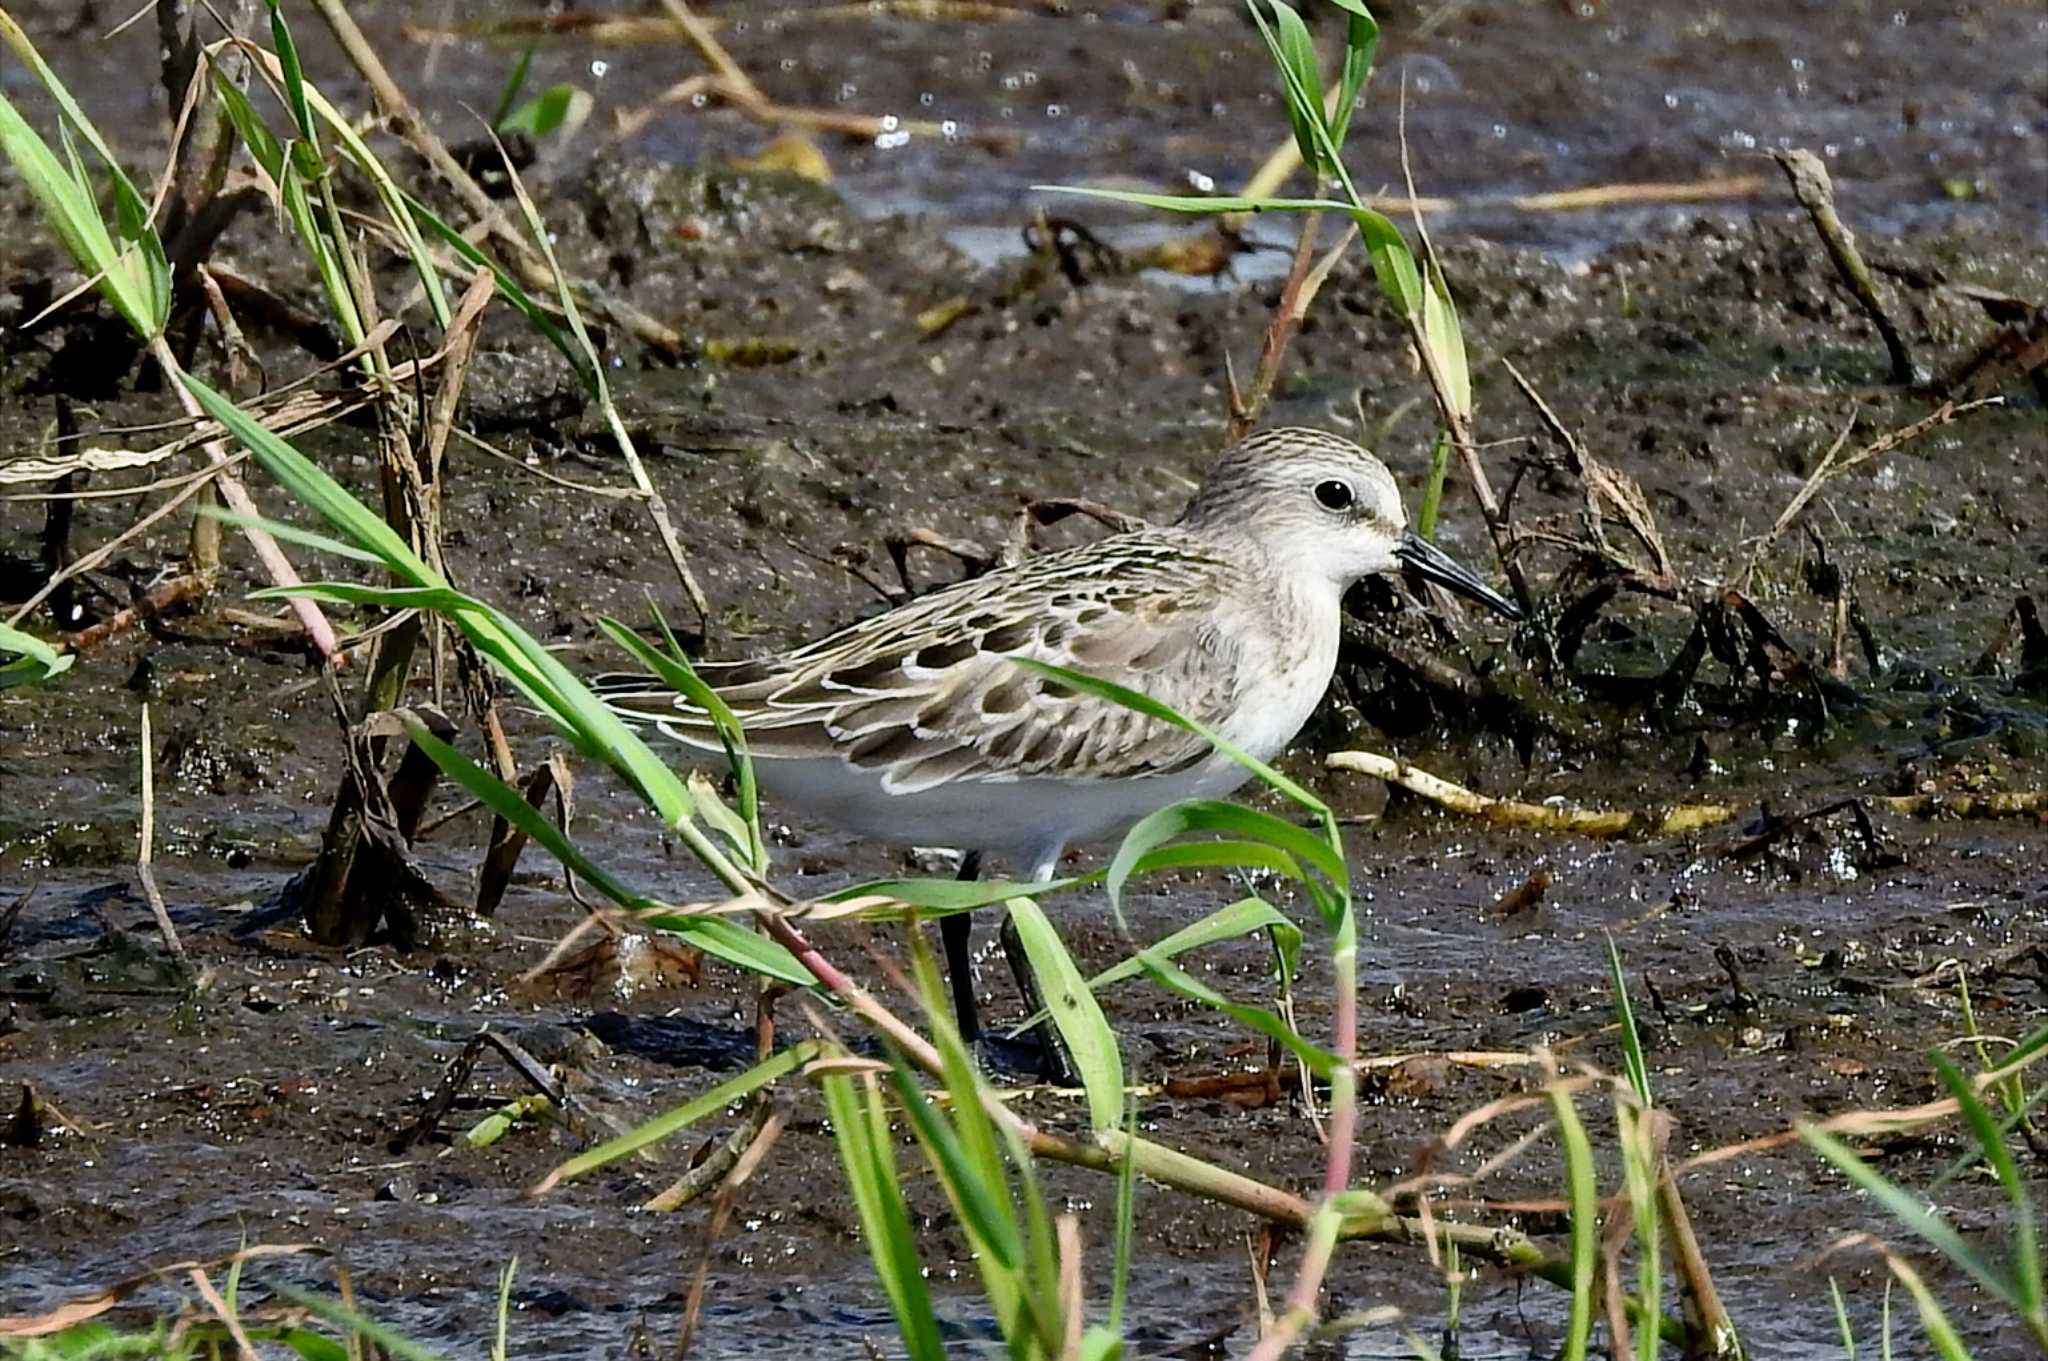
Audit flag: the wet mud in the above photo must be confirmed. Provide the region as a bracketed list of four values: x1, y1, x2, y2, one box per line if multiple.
[4, 2, 2048, 1357]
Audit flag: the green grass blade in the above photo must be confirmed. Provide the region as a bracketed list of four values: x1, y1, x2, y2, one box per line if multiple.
[1007, 897, 1125, 1129]
[400, 188, 586, 376]
[1548, 1081, 1598, 1361]
[500, 84, 590, 138]
[599, 616, 761, 866]
[1251, 0, 1327, 177]
[1930, 1054, 2038, 1316]
[828, 873, 1086, 913]
[0, 621, 75, 689]
[491, 43, 537, 129]
[544, 1041, 816, 1184]
[1107, 1097, 1138, 1336]
[1107, 799, 1344, 924]
[1800, 1121, 2020, 1310]
[634, 913, 818, 986]
[1014, 896, 1304, 1031]
[392, 719, 811, 985]
[885, 1049, 1026, 1272]
[1606, 933, 1653, 1107]
[1883, 1258, 1979, 1361]
[1327, 3, 1380, 151]
[264, 1285, 451, 1361]
[203, 508, 387, 565]
[394, 717, 654, 907]
[181, 373, 426, 574]
[1135, 947, 1336, 1077]
[0, 14, 169, 338]
[1004, 656, 1332, 817]
[1829, 1277, 1857, 1360]
[182, 370, 700, 829]
[822, 1072, 947, 1359]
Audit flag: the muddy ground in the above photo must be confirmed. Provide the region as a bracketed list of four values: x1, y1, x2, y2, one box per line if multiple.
[4, 1, 2048, 1358]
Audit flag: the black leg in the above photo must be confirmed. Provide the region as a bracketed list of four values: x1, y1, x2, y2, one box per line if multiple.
[999, 911, 1079, 1088]
[941, 851, 983, 1042]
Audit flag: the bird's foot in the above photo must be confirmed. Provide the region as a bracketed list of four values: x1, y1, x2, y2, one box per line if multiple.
[970, 1028, 1079, 1088]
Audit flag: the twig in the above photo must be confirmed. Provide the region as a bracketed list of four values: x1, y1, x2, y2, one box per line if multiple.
[1769, 148, 1919, 385]
[54, 574, 210, 655]
[148, 336, 340, 657]
[1327, 749, 1739, 838]
[656, 0, 760, 102]
[136, 704, 189, 968]
[673, 1101, 788, 1359]
[1727, 396, 2002, 593]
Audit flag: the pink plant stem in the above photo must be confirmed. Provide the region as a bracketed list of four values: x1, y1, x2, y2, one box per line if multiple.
[152, 338, 340, 659]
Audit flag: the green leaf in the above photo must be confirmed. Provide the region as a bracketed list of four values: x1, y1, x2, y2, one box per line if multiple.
[1358, 210, 1424, 317]
[1931, 1054, 2038, 1315]
[1134, 947, 1337, 1077]
[544, 1041, 816, 1183]
[886, 1050, 1026, 1274]
[499, 84, 591, 138]
[1606, 933, 1653, 1107]
[1885, 1258, 1980, 1361]
[266, 0, 317, 145]
[401, 189, 587, 381]
[1801, 1121, 2021, 1310]
[0, 621, 74, 689]
[1549, 1081, 1598, 1361]
[490, 44, 538, 130]
[822, 1071, 947, 1359]
[1327, 3, 1381, 151]
[1254, 1, 1328, 177]
[396, 717, 655, 908]
[1004, 656, 1331, 817]
[829, 873, 1085, 913]
[204, 508, 387, 565]
[1093, 897, 1303, 997]
[1011, 898, 1302, 1033]
[265, 1286, 452, 1361]
[600, 615, 760, 867]
[182, 370, 698, 830]
[1108, 799, 1345, 926]
[1006, 897, 1124, 1129]
[0, 52, 168, 337]
[279, 1329, 353, 1361]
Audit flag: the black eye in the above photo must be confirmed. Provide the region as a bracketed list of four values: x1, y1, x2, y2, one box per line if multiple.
[1313, 479, 1355, 512]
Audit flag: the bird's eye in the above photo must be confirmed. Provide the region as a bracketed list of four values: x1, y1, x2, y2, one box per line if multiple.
[1313, 479, 1355, 513]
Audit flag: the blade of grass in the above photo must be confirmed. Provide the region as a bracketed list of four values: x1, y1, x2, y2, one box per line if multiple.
[1800, 1122, 2019, 1310]
[0, 621, 74, 689]
[535, 1041, 817, 1189]
[821, 1070, 947, 1359]
[1549, 1077, 1598, 1361]
[1007, 896, 1125, 1130]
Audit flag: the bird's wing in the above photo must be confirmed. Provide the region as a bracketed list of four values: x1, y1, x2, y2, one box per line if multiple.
[595, 535, 1242, 792]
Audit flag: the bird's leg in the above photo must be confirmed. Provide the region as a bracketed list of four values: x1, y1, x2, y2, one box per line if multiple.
[998, 910, 1081, 1088]
[940, 851, 984, 1042]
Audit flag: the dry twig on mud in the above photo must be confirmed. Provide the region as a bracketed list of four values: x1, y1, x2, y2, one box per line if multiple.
[1770, 148, 1919, 385]
[1326, 749, 1738, 838]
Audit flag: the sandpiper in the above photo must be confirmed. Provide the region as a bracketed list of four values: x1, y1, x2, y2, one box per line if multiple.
[599, 427, 1518, 1046]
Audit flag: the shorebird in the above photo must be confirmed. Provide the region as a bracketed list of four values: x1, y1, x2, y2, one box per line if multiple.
[598, 427, 1518, 1053]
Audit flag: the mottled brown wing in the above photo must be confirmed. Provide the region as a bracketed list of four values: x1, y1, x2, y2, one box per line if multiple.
[597, 532, 1241, 790]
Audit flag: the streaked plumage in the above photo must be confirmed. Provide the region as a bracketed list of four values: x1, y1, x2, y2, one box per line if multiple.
[598, 427, 1518, 881]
